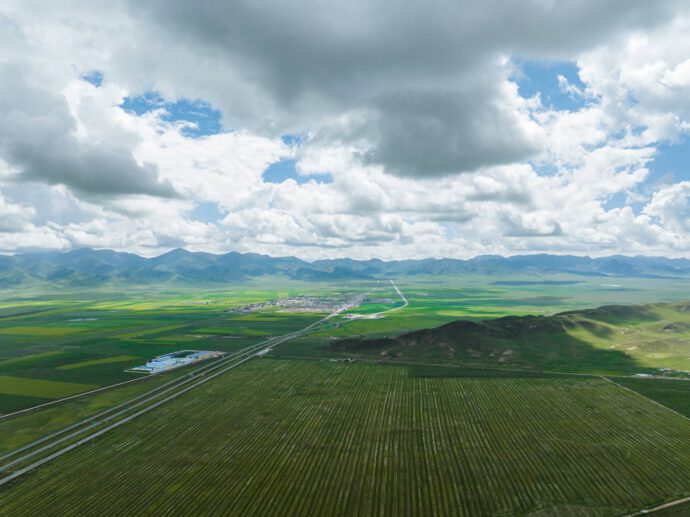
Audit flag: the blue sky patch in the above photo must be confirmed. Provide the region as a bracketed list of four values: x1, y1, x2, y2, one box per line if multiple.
[263, 159, 333, 184]
[82, 71, 103, 87]
[602, 191, 629, 211]
[190, 201, 225, 223]
[120, 91, 165, 115]
[515, 60, 586, 112]
[530, 161, 559, 177]
[281, 134, 306, 147]
[647, 136, 690, 184]
[120, 91, 222, 137]
[602, 136, 690, 213]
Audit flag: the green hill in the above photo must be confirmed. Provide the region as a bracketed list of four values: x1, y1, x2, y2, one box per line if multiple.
[331, 301, 690, 375]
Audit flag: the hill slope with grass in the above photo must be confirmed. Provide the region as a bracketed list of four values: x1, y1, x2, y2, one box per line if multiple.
[331, 301, 690, 375]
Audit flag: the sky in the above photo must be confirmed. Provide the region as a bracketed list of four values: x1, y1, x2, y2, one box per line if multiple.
[0, 1, 689, 260]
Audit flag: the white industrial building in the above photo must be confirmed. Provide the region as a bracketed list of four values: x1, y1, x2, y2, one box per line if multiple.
[130, 350, 221, 373]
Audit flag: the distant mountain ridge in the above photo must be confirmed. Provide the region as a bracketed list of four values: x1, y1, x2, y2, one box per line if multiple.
[1, 248, 690, 287]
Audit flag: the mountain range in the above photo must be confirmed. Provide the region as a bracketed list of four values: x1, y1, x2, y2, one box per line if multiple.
[1, 248, 690, 287]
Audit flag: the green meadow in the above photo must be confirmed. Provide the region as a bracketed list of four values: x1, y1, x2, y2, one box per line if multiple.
[1, 276, 690, 515]
[0, 375, 95, 398]
[0, 274, 689, 415]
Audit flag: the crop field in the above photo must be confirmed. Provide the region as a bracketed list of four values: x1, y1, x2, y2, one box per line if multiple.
[57, 355, 140, 370]
[395, 275, 690, 320]
[0, 364, 207, 454]
[0, 375, 96, 398]
[315, 276, 690, 343]
[611, 377, 690, 418]
[1, 359, 690, 515]
[2, 275, 690, 414]
[0, 283, 344, 413]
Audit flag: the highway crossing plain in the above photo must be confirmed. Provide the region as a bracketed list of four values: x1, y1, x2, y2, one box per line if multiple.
[0, 292, 366, 487]
[2, 278, 690, 515]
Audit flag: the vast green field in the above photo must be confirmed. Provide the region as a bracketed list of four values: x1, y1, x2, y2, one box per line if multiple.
[2, 274, 690, 414]
[0, 282, 345, 413]
[0, 366, 213, 454]
[2, 359, 690, 515]
[610, 377, 690, 418]
[2, 276, 690, 515]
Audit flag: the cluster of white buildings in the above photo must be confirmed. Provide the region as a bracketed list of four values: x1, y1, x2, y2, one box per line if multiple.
[233, 296, 346, 314]
[130, 350, 222, 373]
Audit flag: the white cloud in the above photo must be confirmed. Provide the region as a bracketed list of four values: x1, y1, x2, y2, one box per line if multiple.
[644, 181, 690, 235]
[0, 1, 689, 259]
[0, 190, 35, 232]
[578, 15, 690, 143]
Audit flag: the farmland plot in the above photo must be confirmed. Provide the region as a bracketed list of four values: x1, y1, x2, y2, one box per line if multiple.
[2, 360, 690, 515]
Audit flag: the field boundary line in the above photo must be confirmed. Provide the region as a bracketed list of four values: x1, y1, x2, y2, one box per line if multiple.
[0, 353, 259, 487]
[262, 355, 616, 379]
[603, 375, 690, 516]
[602, 376, 690, 423]
[625, 495, 690, 516]
[0, 288, 372, 485]
[0, 372, 162, 420]
[367, 359, 599, 377]
[0, 355, 232, 421]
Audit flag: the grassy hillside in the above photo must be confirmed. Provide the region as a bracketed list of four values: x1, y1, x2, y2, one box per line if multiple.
[2, 360, 690, 516]
[331, 301, 690, 375]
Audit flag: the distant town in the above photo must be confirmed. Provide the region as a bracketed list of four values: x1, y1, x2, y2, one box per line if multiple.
[232, 296, 362, 314]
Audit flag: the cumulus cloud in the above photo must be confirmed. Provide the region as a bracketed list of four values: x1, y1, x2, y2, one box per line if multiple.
[112, 0, 685, 176]
[361, 82, 542, 177]
[500, 212, 563, 238]
[0, 190, 34, 233]
[0, 15, 177, 200]
[644, 182, 690, 234]
[0, 1, 689, 258]
[578, 15, 690, 143]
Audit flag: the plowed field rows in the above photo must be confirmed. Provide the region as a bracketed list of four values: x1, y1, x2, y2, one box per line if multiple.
[2, 360, 690, 516]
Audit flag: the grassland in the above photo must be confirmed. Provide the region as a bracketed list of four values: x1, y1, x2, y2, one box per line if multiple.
[0, 282, 340, 413]
[2, 274, 690, 414]
[2, 277, 690, 514]
[0, 375, 96, 398]
[2, 359, 690, 515]
[316, 300, 690, 379]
